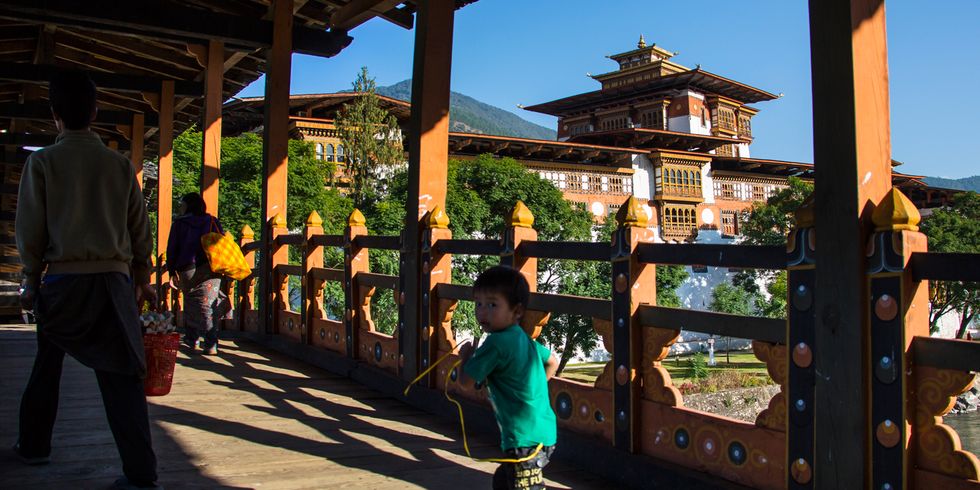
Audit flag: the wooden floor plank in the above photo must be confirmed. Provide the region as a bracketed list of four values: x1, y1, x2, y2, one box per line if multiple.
[0, 325, 608, 489]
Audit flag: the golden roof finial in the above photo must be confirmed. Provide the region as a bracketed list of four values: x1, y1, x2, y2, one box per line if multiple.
[509, 201, 535, 228]
[873, 188, 921, 232]
[240, 224, 255, 239]
[637, 34, 647, 49]
[427, 206, 450, 229]
[271, 213, 287, 228]
[794, 194, 816, 229]
[306, 210, 323, 227]
[348, 209, 366, 227]
[616, 196, 649, 227]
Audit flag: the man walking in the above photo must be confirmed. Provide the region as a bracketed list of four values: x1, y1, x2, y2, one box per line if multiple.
[14, 71, 160, 489]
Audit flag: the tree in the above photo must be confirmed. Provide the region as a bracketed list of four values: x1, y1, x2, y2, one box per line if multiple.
[656, 265, 689, 308]
[709, 282, 754, 316]
[335, 67, 403, 207]
[733, 176, 814, 314]
[920, 191, 980, 337]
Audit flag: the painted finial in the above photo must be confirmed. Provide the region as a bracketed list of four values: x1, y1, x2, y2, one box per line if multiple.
[509, 201, 535, 228]
[637, 34, 647, 49]
[427, 205, 450, 229]
[348, 208, 366, 227]
[271, 213, 287, 228]
[873, 188, 920, 232]
[794, 194, 816, 229]
[306, 210, 323, 227]
[240, 224, 254, 239]
[615, 196, 648, 227]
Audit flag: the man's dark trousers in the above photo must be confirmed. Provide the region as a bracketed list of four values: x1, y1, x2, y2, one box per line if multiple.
[18, 327, 158, 484]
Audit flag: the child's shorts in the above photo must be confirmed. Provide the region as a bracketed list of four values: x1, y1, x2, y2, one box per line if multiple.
[492, 445, 556, 490]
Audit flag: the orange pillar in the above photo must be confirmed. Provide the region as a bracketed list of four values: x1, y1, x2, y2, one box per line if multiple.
[201, 40, 223, 216]
[131, 113, 145, 186]
[808, 0, 893, 486]
[259, 0, 292, 333]
[156, 81, 175, 310]
[400, 0, 454, 380]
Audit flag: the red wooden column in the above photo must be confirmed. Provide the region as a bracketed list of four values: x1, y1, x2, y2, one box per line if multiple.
[400, 0, 455, 381]
[201, 40, 224, 216]
[501, 201, 548, 339]
[808, 0, 893, 486]
[156, 80, 175, 310]
[259, 0, 293, 333]
[302, 211, 324, 345]
[345, 209, 369, 358]
[130, 113, 145, 186]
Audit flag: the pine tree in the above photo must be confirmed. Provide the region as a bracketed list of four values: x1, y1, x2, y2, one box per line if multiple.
[335, 67, 403, 207]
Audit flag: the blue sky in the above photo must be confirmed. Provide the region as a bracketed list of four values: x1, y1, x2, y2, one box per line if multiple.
[238, 1, 980, 179]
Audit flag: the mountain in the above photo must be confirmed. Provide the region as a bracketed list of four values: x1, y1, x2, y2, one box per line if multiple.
[375, 79, 557, 141]
[923, 175, 980, 193]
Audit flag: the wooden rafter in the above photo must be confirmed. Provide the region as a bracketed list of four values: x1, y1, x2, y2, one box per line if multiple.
[0, 0, 353, 58]
[0, 62, 203, 96]
[331, 0, 403, 31]
[0, 101, 158, 126]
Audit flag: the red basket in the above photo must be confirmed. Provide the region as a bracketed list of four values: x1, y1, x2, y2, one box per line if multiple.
[143, 333, 180, 396]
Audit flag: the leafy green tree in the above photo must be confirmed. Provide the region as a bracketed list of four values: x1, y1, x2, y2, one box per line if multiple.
[709, 282, 754, 316]
[920, 191, 980, 337]
[657, 265, 689, 307]
[739, 176, 813, 247]
[335, 67, 403, 207]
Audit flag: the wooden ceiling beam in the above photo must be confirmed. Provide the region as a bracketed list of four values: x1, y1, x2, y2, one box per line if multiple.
[0, 101, 158, 127]
[54, 34, 199, 79]
[331, 0, 403, 31]
[0, 0, 353, 58]
[0, 62, 203, 96]
[62, 29, 202, 74]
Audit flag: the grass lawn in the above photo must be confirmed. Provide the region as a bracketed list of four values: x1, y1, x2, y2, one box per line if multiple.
[559, 351, 773, 386]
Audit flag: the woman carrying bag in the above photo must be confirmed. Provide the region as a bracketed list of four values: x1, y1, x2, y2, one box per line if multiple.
[166, 193, 232, 355]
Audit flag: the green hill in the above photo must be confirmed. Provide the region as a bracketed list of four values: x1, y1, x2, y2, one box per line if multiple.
[923, 176, 980, 193]
[376, 79, 557, 141]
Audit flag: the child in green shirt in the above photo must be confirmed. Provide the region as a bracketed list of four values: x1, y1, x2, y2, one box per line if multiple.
[459, 266, 559, 490]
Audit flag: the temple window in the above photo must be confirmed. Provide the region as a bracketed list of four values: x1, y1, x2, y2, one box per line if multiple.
[721, 210, 738, 237]
[717, 108, 737, 131]
[315, 143, 324, 160]
[325, 144, 335, 162]
[738, 115, 752, 137]
[337, 145, 346, 163]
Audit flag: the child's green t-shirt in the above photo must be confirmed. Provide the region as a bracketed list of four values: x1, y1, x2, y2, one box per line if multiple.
[463, 325, 557, 450]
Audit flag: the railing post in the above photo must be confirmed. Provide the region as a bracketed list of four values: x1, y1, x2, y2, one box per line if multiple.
[786, 197, 816, 489]
[611, 196, 657, 453]
[302, 211, 323, 345]
[866, 189, 933, 489]
[419, 206, 452, 384]
[269, 213, 288, 334]
[345, 209, 368, 358]
[238, 225, 256, 331]
[500, 201, 549, 338]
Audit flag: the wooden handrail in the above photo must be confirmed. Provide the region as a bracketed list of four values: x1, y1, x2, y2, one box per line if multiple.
[638, 305, 786, 344]
[636, 243, 785, 269]
[909, 252, 980, 282]
[353, 235, 400, 250]
[356, 272, 398, 290]
[518, 240, 609, 261]
[310, 267, 344, 282]
[310, 235, 344, 247]
[528, 291, 611, 319]
[241, 242, 262, 253]
[912, 336, 980, 373]
[274, 234, 304, 247]
[436, 283, 472, 301]
[435, 238, 501, 256]
[275, 264, 303, 276]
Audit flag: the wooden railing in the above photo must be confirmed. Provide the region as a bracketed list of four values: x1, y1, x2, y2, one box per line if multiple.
[192, 189, 979, 490]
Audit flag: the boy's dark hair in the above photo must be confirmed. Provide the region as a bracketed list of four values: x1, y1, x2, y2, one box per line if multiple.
[180, 192, 207, 216]
[49, 71, 97, 130]
[473, 266, 530, 309]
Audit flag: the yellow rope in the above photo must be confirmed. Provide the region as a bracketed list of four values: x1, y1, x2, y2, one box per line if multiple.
[403, 351, 543, 464]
